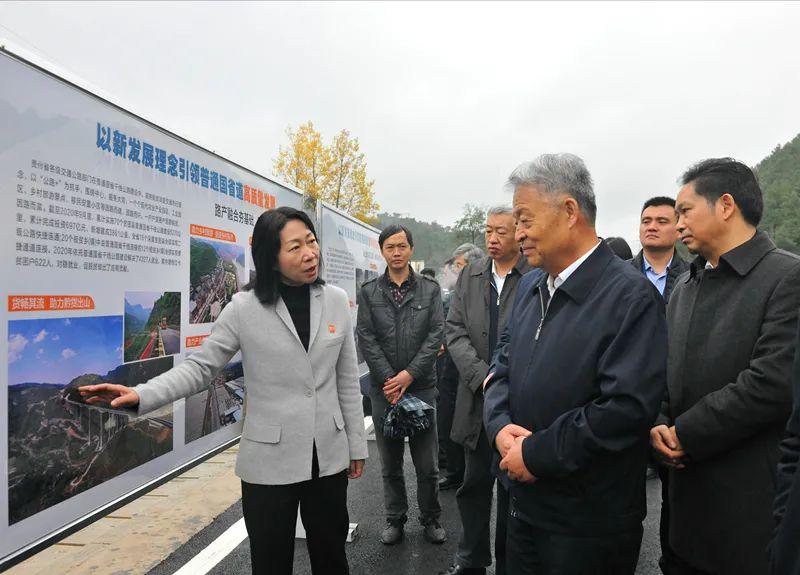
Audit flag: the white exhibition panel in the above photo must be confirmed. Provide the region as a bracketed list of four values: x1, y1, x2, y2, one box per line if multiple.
[317, 201, 385, 370]
[0, 48, 302, 566]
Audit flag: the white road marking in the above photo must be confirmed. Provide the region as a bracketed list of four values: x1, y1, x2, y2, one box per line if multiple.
[170, 416, 375, 572]
[171, 518, 247, 575]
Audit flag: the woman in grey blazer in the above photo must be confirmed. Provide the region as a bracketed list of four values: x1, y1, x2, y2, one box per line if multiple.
[79, 207, 368, 575]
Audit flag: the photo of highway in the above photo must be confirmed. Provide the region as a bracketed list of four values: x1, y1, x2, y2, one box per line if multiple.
[184, 356, 244, 443]
[124, 292, 181, 363]
[189, 237, 246, 324]
[7, 315, 174, 525]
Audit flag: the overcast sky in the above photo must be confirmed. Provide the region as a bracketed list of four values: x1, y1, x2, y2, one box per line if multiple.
[2, 1, 799, 248]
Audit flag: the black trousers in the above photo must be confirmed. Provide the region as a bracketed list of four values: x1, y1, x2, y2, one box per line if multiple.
[437, 352, 465, 481]
[240, 449, 350, 575]
[657, 464, 680, 574]
[455, 429, 508, 574]
[667, 554, 717, 575]
[507, 514, 643, 575]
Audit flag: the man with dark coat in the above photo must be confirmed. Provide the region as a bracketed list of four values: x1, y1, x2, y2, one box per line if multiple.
[438, 206, 533, 575]
[484, 154, 667, 574]
[358, 224, 447, 546]
[438, 243, 485, 492]
[772, 317, 800, 575]
[630, 196, 690, 304]
[629, 195, 689, 574]
[651, 158, 800, 575]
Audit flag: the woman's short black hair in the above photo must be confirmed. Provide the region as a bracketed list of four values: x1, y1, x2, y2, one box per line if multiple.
[245, 206, 324, 305]
[379, 224, 413, 249]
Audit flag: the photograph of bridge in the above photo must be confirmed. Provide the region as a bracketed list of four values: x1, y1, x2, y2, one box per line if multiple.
[7, 316, 174, 525]
[189, 237, 246, 324]
[124, 291, 181, 363]
[184, 353, 244, 443]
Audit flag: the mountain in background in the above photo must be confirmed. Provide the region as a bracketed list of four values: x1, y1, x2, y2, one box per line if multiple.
[124, 300, 151, 323]
[375, 212, 464, 272]
[757, 133, 800, 254]
[8, 356, 174, 525]
[211, 241, 244, 263]
[124, 312, 144, 340]
[144, 292, 181, 331]
[373, 135, 800, 270]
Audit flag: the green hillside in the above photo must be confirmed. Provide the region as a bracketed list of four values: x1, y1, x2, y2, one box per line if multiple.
[376, 213, 464, 271]
[757, 133, 800, 254]
[145, 292, 181, 330]
[190, 238, 219, 286]
[124, 312, 143, 340]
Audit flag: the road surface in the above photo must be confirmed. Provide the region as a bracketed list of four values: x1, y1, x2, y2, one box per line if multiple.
[160, 327, 180, 355]
[146, 442, 665, 575]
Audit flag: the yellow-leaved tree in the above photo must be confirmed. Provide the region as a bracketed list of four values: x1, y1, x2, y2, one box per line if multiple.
[273, 122, 379, 224]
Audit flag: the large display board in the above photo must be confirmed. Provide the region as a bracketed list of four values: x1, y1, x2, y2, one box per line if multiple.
[0, 47, 302, 567]
[317, 201, 384, 368]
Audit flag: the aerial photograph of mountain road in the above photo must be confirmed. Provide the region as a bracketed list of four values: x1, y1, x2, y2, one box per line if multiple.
[189, 237, 246, 324]
[7, 315, 174, 525]
[124, 291, 181, 363]
[184, 352, 244, 443]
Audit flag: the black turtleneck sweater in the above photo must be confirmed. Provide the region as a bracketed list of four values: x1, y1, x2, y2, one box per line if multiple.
[278, 282, 311, 351]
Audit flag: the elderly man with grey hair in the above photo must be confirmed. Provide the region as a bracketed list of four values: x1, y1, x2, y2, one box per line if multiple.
[438, 242, 486, 493]
[438, 205, 533, 575]
[483, 154, 666, 574]
[452, 243, 485, 274]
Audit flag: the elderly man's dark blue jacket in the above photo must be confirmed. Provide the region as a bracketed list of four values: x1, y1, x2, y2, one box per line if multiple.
[484, 241, 667, 535]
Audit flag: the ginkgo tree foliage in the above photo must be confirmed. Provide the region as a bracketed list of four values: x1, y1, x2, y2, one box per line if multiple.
[273, 121, 379, 224]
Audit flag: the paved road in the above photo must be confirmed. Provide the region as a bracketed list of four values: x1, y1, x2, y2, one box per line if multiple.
[147, 442, 664, 575]
[161, 327, 180, 355]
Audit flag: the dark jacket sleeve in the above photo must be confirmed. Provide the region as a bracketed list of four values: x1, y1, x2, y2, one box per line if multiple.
[774, 315, 800, 527]
[483, 321, 514, 453]
[356, 284, 395, 384]
[522, 292, 667, 478]
[405, 283, 445, 382]
[654, 388, 673, 428]
[654, 282, 682, 428]
[446, 269, 489, 393]
[675, 267, 800, 462]
[483, 276, 531, 452]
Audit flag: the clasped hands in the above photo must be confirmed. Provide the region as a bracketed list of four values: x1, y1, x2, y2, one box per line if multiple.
[383, 370, 413, 404]
[650, 425, 687, 469]
[496, 423, 537, 483]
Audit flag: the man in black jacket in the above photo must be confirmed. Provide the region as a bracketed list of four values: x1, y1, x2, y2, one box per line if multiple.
[772, 318, 800, 575]
[651, 158, 800, 575]
[357, 224, 446, 546]
[630, 196, 689, 304]
[483, 154, 667, 574]
[438, 206, 533, 575]
[629, 195, 689, 574]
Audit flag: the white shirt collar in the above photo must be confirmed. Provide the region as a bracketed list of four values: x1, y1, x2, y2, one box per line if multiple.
[491, 259, 507, 278]
[547, 241, 602, 296]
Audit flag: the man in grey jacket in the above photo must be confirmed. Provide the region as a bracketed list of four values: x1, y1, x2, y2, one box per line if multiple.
[439, 243, 485, 492]
[358, 224, 446, 546]
[438, 206, 533, 575]
[651, 158, 800, 575]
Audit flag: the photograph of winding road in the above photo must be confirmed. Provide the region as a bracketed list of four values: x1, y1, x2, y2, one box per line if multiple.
[124, 291, 181, 363]
[7, 316, 174, 525]
[189, 237, 246, 324]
